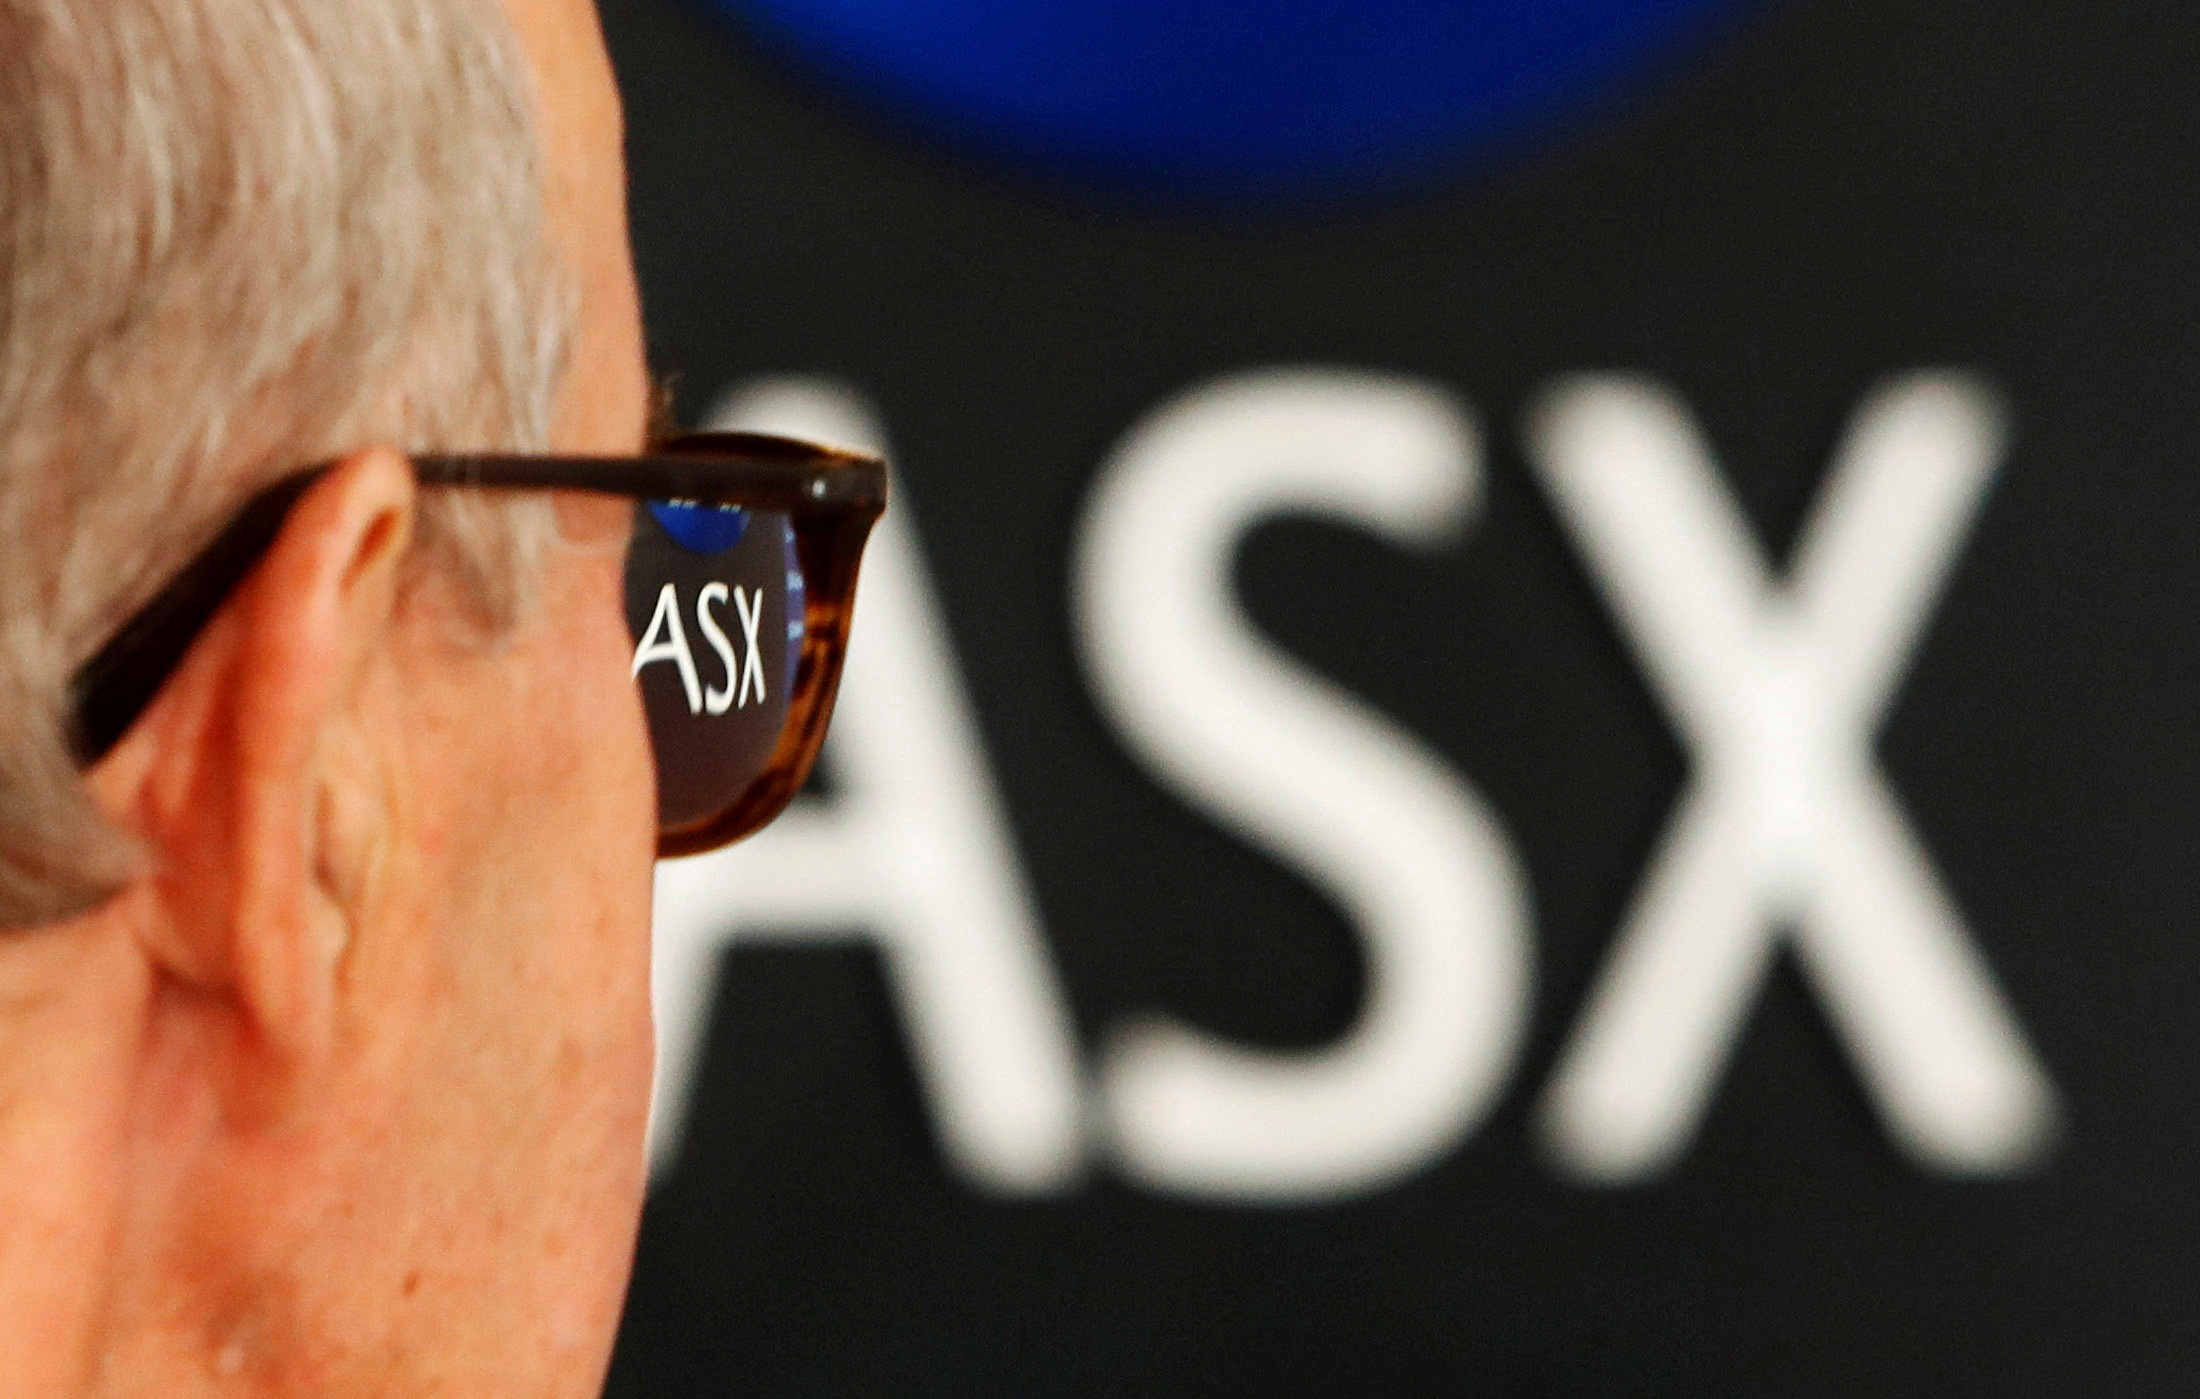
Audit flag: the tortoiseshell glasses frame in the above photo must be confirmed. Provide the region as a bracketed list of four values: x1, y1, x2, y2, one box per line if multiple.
[69, 432, 886, 857]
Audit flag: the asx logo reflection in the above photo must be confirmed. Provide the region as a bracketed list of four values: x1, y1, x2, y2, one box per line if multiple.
[632, 580, 771, 717]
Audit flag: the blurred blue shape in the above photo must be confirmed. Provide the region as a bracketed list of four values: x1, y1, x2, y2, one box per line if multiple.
[699, 0, 1743, 198]
[650, 499, 751, 554]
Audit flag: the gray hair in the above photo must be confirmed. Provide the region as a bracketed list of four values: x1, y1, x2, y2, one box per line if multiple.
[0, 0, 572, 925]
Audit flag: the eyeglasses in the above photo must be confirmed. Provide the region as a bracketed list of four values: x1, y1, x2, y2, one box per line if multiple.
[70, 432, 886, 857]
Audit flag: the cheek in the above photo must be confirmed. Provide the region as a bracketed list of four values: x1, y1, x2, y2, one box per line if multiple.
[485, 554, 658, 1182]
[357, 549, 658, 1370]
[540, 559, 658, 1060]
[506, 558, 659, 1315]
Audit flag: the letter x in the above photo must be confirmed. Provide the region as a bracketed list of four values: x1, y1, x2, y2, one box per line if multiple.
[1527, 373, 2057, 1183]
[733, 585, 769, 708]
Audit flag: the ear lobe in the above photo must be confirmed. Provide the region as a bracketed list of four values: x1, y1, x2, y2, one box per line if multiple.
[120, 448, 417, 1124]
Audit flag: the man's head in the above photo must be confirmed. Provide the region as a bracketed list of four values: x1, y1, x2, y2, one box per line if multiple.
[0, 0, 658, 1392]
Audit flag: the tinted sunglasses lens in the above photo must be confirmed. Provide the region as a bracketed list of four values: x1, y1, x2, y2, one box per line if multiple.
[626, 499, 807, 832]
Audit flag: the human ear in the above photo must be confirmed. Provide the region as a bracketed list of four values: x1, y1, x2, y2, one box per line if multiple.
[109, 448, 417, 1124]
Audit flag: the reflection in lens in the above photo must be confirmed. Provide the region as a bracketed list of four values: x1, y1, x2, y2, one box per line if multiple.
[626, 504, 799, 833]
[783, 523, 806, 697]
[647, 498, 749, 555]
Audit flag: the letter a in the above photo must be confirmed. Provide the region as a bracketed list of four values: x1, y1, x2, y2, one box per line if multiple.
[633, 581, 703, 715]
[650, 377, 1088, 1196]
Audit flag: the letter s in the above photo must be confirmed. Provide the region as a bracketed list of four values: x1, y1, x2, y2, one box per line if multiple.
[696, 581, 738, 715]
[1073, 367, 1533, 1203]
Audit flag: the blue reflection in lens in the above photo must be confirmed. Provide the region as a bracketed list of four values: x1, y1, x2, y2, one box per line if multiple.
[782, 523, 806, 696]
[648, 499, 750, 554]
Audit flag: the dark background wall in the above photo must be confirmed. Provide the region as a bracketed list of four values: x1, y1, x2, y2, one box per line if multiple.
[598, 0, 2200, 1391]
